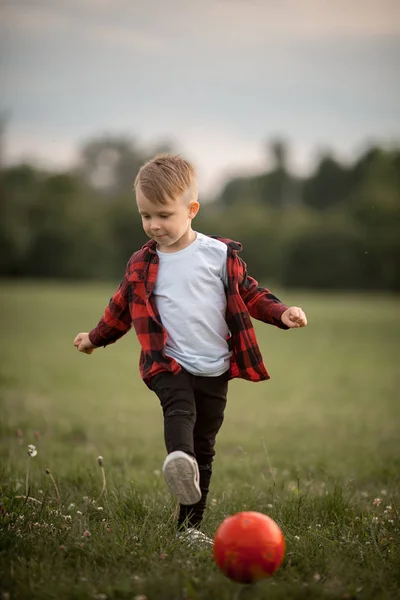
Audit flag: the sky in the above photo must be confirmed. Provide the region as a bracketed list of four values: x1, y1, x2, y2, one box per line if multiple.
[1, 0, 400, 194]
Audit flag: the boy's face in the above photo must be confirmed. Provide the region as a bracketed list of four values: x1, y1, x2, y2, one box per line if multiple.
[136, 186, 199, 253]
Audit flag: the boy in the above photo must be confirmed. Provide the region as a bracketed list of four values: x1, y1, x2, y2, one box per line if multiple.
[74, 154, 307, 546]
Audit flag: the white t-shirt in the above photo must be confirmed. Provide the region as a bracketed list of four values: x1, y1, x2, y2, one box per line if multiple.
[154, 232, 231, 376]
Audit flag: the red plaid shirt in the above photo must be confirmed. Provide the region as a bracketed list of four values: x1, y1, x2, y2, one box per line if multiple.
[89, 236, 289, 388]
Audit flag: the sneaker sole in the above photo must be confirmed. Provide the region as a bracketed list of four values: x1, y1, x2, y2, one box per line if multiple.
[163, 451, 202, 505]
[177, 528, 213, 549]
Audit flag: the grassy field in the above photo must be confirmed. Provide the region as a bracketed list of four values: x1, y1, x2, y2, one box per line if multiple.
[0, 282, 399, 600]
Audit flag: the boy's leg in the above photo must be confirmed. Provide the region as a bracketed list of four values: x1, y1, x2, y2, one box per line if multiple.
[151, 370, 196, 456]
[178, 371, 228, 528]
[151, 370, 201, 506]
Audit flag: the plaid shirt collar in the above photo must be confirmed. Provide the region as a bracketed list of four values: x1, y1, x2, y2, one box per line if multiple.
[142, 235, 242, 255]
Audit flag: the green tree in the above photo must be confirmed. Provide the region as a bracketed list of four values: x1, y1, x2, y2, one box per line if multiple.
[303, 152, 349, 210]
[78, 135, 173, 196]
[24, 174, 110, 279]
[0, 165, 40, 275]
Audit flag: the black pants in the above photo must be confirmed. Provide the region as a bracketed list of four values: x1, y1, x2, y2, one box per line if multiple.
[151, 369, 228, 528]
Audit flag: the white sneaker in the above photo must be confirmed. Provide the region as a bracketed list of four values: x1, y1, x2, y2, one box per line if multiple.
[177, 528, 213, 549]
[162, 451, 201, 505]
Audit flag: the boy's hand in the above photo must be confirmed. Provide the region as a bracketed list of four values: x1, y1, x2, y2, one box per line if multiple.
[281, 307, 307, 328]
[73, 332, 98, 354]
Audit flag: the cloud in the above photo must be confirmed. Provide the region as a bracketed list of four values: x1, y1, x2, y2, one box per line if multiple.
[3, 130, 78, 170]
[85, 25, 161, 51]
[1, 0, 399, 194]
[0, 4, 70, 35]
[0, 4, 161, 51]
[206, 0, 400, 38]
[3, 0, 400, 49]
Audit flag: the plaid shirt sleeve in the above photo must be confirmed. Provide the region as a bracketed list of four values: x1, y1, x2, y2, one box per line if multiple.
[88, 261, 132, 347]
[237, 256, 289, 330]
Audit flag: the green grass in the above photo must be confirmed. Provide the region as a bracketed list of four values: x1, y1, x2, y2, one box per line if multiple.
[0, 281, 399, 600]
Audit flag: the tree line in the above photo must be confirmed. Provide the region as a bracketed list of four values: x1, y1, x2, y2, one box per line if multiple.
[1, 135, 399, 290]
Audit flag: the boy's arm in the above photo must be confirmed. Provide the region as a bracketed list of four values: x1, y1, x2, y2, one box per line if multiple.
[88, 265, 132, 347]
[237, 257, 289, 330]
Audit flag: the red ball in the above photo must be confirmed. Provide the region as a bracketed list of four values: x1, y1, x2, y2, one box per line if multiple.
[213, 511, 285, 583]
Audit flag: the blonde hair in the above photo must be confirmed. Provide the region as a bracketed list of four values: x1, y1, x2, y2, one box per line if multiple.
[134, 154, 197, 204]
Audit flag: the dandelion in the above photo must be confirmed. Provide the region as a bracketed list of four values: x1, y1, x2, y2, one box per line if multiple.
[45, 468, 61, 507]
[27, 444, 37, 457]
[96, 456, 107, 503]
[373, 498, 382, 507]
[22, 444, 38, 500]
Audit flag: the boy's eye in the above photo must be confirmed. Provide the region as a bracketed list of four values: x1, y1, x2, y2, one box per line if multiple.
[141, 213, 171, 219]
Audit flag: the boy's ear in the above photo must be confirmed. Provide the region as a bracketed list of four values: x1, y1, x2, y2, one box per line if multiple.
[188, 200, 200, 219]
